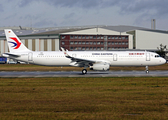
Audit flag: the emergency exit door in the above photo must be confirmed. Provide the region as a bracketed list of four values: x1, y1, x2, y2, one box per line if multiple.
[113, 54, 117, 61]
[72, 54, 76, 57]
[146, 53, 150, 61]
[28, 52, 33, 61]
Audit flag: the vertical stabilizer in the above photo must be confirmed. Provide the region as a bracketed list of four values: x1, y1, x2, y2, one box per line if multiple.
[4, 29, 31, 53]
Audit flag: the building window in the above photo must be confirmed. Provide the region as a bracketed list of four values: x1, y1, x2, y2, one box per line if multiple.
[108, 42, 111, 45]
[126, 42, 128, 45]
[82, 36, 85, 39]
[119, 37, 121, 39]
[101, 42, 104, 45]
[122, 42, 125, 45]
[78, 41, 81, 44]
[90, 42, 93, 45]
[93, 36, 96, 39]
[78, 47, 81, 50]
[112, 42, 114, 45]
[75, 41, 78, 44]
[62, 41, 65, 45]
[122, 37, 125, 39]
[108, 36, 111, 39]
[74, 36, 78, 39]
[97, 42, 100, 45]
[86, 42, 89, 45]
[108, 47, 112, 50]
[78, 36, 81, 39]
[70, 36, 73, 39]
[86, 36, 89, 39]
[115, 42, 118, 45]
[62, 36, 65, 39]
[97, 47, 100, 50]
[93, 42, 96, 45]
[93, 47, 96, 50]
[70, 47, 73, 50]
[86, 47, 89, 50]
[119, 42, 121, 45]
[82, 42, 85, 44]
[70, 41, 73, 45]
[112, 37, 114, 39]
[90, 36, 93, 39]
[101, 36, 104, 39]
[101, 47, 104, 50]
[125, 36, 128, 39]
[97, 36, 100, 39]
[82, 47, 85, 50]
[90, 47, 93, 50]
[74, 47, 77, 50]
[115, 37, 118, 39]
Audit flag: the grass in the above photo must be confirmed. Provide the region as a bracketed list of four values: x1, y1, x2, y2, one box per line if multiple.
[0, 63, 168, 71]
[0, 77, 168, 119]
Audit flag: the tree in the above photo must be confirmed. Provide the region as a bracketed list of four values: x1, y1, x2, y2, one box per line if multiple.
[156, 44, 167, 58]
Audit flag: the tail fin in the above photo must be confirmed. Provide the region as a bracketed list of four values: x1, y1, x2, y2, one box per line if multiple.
[4, 29, 31, 53]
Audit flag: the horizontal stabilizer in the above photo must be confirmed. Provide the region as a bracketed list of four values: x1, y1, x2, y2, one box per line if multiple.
[2, 53, 20, 57]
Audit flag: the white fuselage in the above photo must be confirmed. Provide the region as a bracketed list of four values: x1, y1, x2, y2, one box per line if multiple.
[8, 51, 166, 67]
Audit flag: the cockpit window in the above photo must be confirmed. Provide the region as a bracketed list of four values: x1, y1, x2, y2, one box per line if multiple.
[155, 55, 160, 58]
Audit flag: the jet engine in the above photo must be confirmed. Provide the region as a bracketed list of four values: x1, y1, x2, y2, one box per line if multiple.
[90, 63, 110, 71]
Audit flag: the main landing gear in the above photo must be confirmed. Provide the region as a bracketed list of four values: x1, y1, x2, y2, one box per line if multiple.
[82, 69, 87, 74]
[146, 66, 149, 74]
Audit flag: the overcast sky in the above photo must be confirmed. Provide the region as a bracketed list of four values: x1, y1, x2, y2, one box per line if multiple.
[0, 0, 168, 30]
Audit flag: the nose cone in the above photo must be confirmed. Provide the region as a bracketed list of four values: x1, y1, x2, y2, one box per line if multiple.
[161, 58, 166, 64]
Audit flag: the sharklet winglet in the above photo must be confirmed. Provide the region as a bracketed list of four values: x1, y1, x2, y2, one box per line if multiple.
[61, 47, 71, 58]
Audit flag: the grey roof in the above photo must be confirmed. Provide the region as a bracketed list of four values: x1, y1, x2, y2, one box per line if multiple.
[101, 25, 168, 34]
[0, 26, 97, 37]
[101, 25, 151, 32]
[31, 27, 94, 35]
[0, 25, 168, 37]
[0, 29, 52, 37]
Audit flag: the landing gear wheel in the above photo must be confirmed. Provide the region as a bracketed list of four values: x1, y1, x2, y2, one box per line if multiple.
[82, 69, 87, 74]
[145, 66, 149, 74]
[146, 70, 149, 74]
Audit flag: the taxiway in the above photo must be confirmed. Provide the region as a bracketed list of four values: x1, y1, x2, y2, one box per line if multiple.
[0, 71, 167, 77]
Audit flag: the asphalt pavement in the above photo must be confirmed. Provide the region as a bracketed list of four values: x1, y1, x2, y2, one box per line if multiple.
[0, 70, 167, 77]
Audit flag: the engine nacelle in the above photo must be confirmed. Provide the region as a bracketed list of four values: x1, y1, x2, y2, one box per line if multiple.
[90, 63, 110, 71]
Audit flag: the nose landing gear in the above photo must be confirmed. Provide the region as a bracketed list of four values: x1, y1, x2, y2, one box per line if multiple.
[146, 66, 149, 74]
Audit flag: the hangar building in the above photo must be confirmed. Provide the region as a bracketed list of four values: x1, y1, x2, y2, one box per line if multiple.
[0, 25, 168, 55]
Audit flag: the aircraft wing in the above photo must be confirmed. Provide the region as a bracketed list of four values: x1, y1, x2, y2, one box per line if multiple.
[61, 47, 96, 67]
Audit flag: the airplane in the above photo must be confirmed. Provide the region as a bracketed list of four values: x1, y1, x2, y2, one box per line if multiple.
[2, 29, 166, 74]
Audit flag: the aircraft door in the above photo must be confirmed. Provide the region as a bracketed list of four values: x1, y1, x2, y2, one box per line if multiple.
[113, 54, 117, 61]
[28, 52, 33, 61]
[72, 54, 76, 57]
[146, 53, 150, 61]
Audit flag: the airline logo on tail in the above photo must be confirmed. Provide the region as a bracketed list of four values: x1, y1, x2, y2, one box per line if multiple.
[8, 37, 21, 49]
